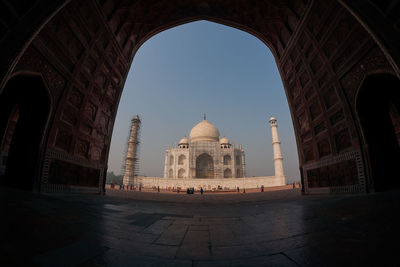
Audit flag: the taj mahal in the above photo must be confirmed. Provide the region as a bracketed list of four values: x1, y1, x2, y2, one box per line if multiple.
[163, 115, 246, 179]
[123, 115, 286, 190]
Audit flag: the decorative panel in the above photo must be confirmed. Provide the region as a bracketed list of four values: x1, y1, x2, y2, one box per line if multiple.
[334, 129, 352, 152]
[48, 160, 100, 186]
[55, 130, 72, 152]
[307, 158, 358, 188]
[317, 139, 331, 157]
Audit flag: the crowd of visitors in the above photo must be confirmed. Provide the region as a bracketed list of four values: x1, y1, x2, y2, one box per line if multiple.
[107, 182, 301, 194]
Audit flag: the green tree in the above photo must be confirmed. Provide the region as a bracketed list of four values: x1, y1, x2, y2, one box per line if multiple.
[106, 171, 123, 184]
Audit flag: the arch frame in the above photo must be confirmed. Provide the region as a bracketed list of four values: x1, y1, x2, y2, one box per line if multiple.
[223, 154, 231, 165]
[0, 72, 53, 191]
[195, 153, 214, 179]
[178, 154, 186, 165]
[354, 72, 400, 192]
[0, 0, 399, 193]
[178, 168, 185, 178]
[223, 168, 232, 178]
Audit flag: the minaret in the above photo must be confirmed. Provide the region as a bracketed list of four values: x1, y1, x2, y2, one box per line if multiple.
[269, 116, 286, 185]
[123, 115, 141, 186]
[163, 150, 169, 178]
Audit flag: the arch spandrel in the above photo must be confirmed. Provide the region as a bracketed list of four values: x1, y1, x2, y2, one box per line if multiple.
[1, 0, 400, 193]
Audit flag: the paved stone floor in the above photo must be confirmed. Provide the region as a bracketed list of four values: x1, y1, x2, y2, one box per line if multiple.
[1, 187, 399, 266]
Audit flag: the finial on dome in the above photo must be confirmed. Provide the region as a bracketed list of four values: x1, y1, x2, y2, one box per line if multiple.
[203, 113, 206, 120]
[132, 114, 140, 122]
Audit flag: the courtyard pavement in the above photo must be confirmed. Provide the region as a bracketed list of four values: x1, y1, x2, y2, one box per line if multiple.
[1, 187, 399, 266]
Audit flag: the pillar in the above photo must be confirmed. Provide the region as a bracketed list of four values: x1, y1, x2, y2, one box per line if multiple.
[269, 116, 286, 185]
[122, 115, 141, 186]
[163, 149, 169, 178]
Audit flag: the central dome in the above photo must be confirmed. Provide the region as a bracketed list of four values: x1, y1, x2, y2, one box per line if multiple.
[189, 119, 220, 142]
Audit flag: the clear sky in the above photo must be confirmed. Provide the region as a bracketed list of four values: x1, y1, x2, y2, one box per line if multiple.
[108, 20, 300, 183]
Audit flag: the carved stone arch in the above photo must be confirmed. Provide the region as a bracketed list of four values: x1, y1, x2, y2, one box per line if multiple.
[178, 154, 185, 165]
[178, 168, 185, 178]
[1, 0, 399, 194]
[355, 73, 400, 191]
[196, 153, 214, 178]
[236, 169, 241, 178]
[223, 155, 231, 165]
[0, 74, 52, 190]
[224, 168, 232, 178]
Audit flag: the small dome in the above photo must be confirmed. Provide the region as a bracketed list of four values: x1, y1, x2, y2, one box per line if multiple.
[269, 116, 276, 122]
[132, 115, 141, 122]
[179, 137, 189, 144]
[220, 137, 230, 144]
[189, 119, 220, 142]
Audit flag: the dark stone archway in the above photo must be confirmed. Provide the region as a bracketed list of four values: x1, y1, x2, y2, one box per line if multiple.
[0, 0, 399, 193]
[356, 73, 400, 191]
[0, 74, 51, 190]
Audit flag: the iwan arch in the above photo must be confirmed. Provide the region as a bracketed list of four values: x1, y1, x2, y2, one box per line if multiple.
[0, 0, 399, 194]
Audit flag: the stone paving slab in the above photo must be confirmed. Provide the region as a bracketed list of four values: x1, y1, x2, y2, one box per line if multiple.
[155, 224, 188, 246]
[33, 240, 109, 267]
[143, 219, 173, 235]
[194, 253, 298, 267]
[85, 248, 192, 267]
[1, 187, 400, 266]
[176, 229, 211, 260]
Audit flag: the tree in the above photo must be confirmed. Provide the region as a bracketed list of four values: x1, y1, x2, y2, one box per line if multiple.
[106, 171, 123, 184]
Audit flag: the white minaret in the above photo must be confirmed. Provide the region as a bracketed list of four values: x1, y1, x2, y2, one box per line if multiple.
[123, 115, 141, 186]
[269, 116, 286, 185]
[163, 150, 169, 178]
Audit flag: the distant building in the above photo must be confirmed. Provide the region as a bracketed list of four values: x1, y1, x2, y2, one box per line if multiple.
[125, 115, 286, 190]
[164, 116, 246, 179]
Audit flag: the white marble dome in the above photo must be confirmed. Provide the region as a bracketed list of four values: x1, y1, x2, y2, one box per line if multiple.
[220, 137, 230, 144]
[179, 136, 189, 144]
[189, 119, 220, 142]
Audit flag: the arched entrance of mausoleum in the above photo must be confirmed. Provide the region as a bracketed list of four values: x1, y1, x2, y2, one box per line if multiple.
[196, 153, 214, 178]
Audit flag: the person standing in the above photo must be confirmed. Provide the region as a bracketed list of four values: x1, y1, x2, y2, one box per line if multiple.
[200, 187, 204, 195]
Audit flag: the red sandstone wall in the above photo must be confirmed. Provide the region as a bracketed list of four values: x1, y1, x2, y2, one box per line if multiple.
[3, 0, 398, 193]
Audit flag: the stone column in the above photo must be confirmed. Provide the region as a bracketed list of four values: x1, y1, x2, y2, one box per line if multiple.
[123, 115, 141, 186]
[269, 116, 286, 185]
[172, 149, 176, 178]
[240, 146, 246, 178]
[163, 149, 169, 178]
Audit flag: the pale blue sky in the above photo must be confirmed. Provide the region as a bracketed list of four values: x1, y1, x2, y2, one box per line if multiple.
[108, 20, 300, 183]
